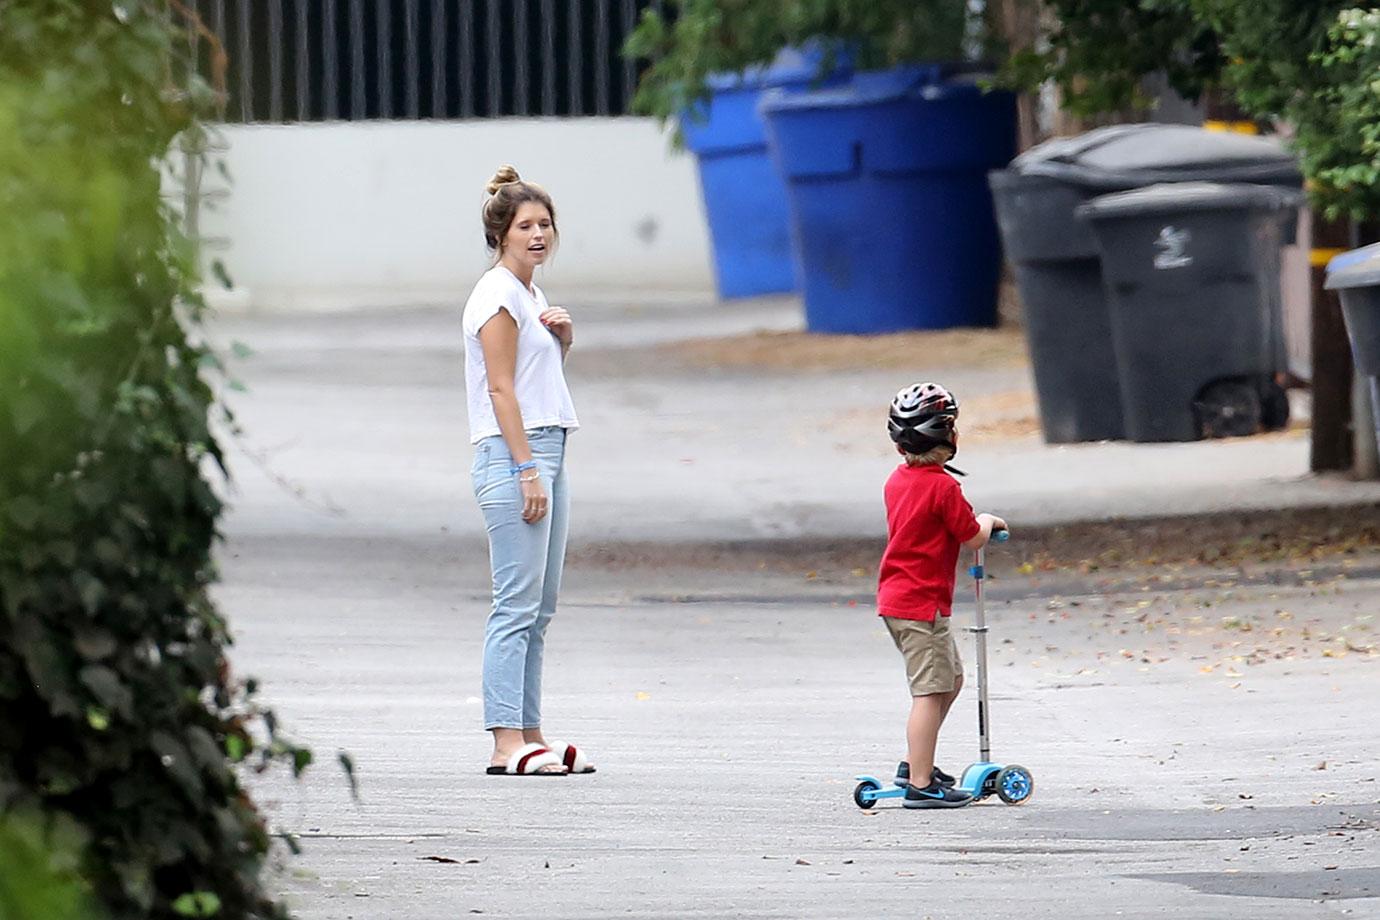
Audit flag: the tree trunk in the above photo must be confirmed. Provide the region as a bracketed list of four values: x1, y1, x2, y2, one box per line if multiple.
[991, 0, 1044, 150]
[1309, 215, 1355, 472]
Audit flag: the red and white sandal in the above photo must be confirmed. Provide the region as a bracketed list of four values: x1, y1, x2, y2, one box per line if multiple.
[547, 741, 596, 774]
[485, 742, 567, 776]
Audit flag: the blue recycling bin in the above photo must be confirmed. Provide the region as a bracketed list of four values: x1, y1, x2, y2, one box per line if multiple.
[759, 65, 1017, 333]
[681, 49, 849, 299]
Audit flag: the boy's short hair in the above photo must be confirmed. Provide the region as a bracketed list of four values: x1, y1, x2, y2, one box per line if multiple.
[903, 444, 956, 467]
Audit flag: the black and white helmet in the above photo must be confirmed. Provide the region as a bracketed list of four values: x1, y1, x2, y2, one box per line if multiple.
[888, 382, 959, 454]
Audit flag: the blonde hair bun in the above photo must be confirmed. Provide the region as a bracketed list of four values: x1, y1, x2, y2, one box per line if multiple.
[486, 164, 521, 196]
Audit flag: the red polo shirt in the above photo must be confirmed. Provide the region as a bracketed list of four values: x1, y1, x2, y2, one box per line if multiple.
[877, 463, 981, 621]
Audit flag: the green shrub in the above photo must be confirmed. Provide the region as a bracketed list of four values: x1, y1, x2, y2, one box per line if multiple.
[1200, 1, 1376, 220]
[625, 0, 971, 133]
[0, 810, 101, 920]
[1309, 8, 1380, 218]
[0, 3, 304, 917]
[1000, 0, 1223, 118]
[999, 0, 1380, 220]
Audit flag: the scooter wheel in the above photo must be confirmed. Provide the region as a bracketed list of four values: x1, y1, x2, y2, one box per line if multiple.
[996, 765, 1034, 805]
[853, 779, 882, 809]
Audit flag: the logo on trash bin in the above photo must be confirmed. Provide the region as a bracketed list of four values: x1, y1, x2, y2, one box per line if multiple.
[1153, 226, 1192, 269]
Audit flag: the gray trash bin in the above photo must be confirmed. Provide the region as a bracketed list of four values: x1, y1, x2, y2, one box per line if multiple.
[1324, 243, 1380, 454]
[989, 125, 1302, 443]
[1077, 182, 1302, 443]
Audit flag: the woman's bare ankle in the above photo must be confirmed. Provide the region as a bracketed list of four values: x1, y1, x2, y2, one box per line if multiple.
[490, 727, 525, 763]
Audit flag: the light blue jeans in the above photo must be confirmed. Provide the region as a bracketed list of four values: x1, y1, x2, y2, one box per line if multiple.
[471, 427, 570, 730]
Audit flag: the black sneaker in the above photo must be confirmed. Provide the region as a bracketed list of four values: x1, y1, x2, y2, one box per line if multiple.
[902, 781, 972, 809]
[895, 761, 957, 788]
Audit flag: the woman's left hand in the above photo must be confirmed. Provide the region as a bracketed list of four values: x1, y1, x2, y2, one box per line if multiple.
[539, 307, 573, 347]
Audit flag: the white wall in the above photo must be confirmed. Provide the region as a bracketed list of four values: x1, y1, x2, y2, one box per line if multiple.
[198, 118, 715, 311]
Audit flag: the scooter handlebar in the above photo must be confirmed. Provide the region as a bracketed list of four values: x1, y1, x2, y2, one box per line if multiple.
[991, 527, 1009, 543]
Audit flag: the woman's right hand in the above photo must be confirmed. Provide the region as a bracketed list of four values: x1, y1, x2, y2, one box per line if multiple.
[519, 473, 548, 523]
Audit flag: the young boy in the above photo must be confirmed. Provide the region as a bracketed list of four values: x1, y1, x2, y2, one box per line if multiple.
[878, 382, 1005, 809]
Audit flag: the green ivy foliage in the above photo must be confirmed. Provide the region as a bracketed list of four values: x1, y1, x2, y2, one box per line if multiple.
[624, 0, 969, 133]
[0, 3, 303, 918]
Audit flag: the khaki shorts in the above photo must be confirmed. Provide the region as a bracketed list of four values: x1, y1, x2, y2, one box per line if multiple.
[885, 615, 964, 696]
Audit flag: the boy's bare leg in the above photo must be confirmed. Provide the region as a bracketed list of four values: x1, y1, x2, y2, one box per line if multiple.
[902, 676, 964, 784]
[906, 693, 945, 785]
[938, 673, 965, 724]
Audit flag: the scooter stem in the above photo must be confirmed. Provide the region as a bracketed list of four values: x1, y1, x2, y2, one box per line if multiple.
[970, 545, 993, 765]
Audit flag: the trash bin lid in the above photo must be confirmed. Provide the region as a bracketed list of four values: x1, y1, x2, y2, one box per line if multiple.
[1324, 242, 1380, 290]
[1076, 181, 1303, 221]
[706, 44, 852, 91]
[1013, 124, 1301, 189]
[758, 63, 991, 112]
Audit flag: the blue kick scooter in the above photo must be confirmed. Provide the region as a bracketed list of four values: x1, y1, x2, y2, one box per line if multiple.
[852, 529, 1035, 808]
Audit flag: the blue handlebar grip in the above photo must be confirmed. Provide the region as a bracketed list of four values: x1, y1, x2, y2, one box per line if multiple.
[992, 528, 1010, 543]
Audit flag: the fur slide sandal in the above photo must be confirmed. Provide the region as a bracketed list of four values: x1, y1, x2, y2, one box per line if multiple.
[547, 741, 596, 774]
[485, 742, 567, 776]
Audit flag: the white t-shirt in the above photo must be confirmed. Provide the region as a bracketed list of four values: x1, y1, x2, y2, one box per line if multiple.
[462, 265, 579, 444]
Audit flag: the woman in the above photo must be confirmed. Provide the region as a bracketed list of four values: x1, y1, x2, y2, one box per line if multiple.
[463, 165, 591, 776]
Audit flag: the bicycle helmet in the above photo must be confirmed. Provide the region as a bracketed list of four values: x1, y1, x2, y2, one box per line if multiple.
[888, 382, 960, 463]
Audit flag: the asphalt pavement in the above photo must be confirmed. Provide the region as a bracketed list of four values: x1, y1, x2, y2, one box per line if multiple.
[208, 296, 1380, 919]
